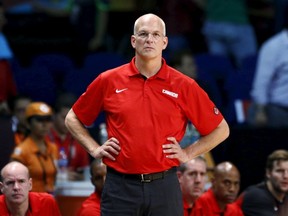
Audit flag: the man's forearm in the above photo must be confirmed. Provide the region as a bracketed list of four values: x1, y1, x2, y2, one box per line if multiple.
[65, 109, 100, 157]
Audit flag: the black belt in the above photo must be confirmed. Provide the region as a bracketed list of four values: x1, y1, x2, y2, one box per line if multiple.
[107, 167, 176, 183]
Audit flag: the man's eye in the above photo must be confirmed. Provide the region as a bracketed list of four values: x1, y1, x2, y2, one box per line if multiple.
[153, 33, 161, 38]
[138, 32, 148, 37]
[5, 181, 13, 186]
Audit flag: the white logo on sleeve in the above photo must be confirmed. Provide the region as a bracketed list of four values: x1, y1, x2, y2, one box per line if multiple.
[162, 89, 178, 98]
[116, 88, 128, 93]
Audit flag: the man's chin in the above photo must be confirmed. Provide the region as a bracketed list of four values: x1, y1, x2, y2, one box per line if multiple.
[11, 194, 24, 202]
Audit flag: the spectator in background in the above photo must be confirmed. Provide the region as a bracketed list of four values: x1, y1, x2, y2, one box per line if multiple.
[0, 0, 17, 115]
[177, 157, 207, 216]
[195, 0, 257, 67]
[192, 161, 243, 216]
[77, 158, 106, 216]
[169, 49, 221, 107]
[0, 161, 61, 215]
[72, 0, 110, 52]
[7, 95, 32, 145]
[47, 93, 90, 181]
[10, 102, 58, 193]
[33, 0, 110, 51]
[158, 0, 206, 59]
[238, 149, 288, 216]
[248, 22, 288, 128]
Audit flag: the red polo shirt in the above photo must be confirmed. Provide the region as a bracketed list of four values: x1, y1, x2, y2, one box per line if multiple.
[0, 192, 61, 216]
[47, 128, 89, 171]
[73, 58, 223, 173]
[191, 189, 244, 216]
[183, 199, 194, 216]
[77, 192, 101, 216]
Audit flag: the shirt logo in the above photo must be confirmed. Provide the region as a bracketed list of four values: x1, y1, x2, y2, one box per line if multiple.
[162, 89, 178, 98]
[214, 107, 219, 115]
[116, 88, 128, 93]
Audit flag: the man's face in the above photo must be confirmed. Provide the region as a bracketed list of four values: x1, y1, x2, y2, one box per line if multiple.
[131, 16, 168, 60]
[212, 169, 240, 204]
[14, 99, 31, 126]
[28, 116, 52, 138]
[54, 107, 70, 135]
[178, 55, 197, 79]
[0, 167, 32, 205]
[178, 159, 207, 201]
[267, 160, 288, 194]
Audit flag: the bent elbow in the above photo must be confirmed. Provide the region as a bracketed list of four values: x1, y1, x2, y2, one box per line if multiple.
[65, 109, 74, 129]
[222, 119, 230, 140]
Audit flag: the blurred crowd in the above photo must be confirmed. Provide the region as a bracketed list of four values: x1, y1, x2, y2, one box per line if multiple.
[0, 1, 288, 215]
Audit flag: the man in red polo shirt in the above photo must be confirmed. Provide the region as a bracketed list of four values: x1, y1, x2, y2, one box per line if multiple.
[65, 13, 230, 215]
[0, 161, 61, 216]
[177, 156, 208, 216]
[77, 159, 106, 216]
[191, 161, 243, 216]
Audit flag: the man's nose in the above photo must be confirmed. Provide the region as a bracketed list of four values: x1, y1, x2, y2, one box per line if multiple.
[229, 183, 238, 192]
[13, 182, 20, 189]
[195, 174, 203, 182]
[146, 33, 154, 42]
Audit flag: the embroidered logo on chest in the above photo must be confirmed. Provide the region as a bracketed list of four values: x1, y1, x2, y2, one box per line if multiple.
[115, 88, 128, 93]
[162, 89, 178, 98]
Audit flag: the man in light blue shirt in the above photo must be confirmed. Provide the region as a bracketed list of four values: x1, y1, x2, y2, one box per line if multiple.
[249, 27, 288, 128]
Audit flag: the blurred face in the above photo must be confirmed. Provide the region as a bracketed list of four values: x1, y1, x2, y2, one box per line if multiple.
[91, 163, 107, 194]
[28, 116, 52, 138]
[14, 99, 31, 126]
[178, 55, 197, 79]
[131, 15, 168, 60]
[212, 168, 240, 204]
[266, 160, 288, 194]
[0, 163, 32, 206]
[178, 159, 207, 202]
[54, 107, 69, 135]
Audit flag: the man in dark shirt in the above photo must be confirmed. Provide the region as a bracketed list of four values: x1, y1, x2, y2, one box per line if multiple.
[238, 149, 288, 216]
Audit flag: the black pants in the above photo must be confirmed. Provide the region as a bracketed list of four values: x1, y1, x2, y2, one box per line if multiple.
[101, 167, 183, 216]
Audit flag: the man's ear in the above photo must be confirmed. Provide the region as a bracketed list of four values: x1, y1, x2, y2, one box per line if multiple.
[28, 178, 32, 191]
[131, 35, 136, 48]
[162, 36, 168, 50]
[265, 169, 271, 179]
[0, 182, 4, 193]
[176, 171, 183, 183]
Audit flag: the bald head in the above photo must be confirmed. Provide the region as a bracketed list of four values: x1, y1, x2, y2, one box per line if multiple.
[0, 161, 32, 209]
[133, 13, 166, 36]
[1, 161, 30, 182]
[212, 162, 241, 209]
[214, 162, 240, 178]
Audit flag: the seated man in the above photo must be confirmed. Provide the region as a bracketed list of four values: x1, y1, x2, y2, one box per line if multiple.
[177, 156, 207, 216]
[47, 93, 90, 181]
[238, 149, 288, 216]
[0, 161, 61, 215]
[77, 158, 107, 216]
[192, 161, 243, 216]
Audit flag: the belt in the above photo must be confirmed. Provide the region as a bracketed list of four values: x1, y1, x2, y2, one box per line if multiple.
[107, 167, 176, 183]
